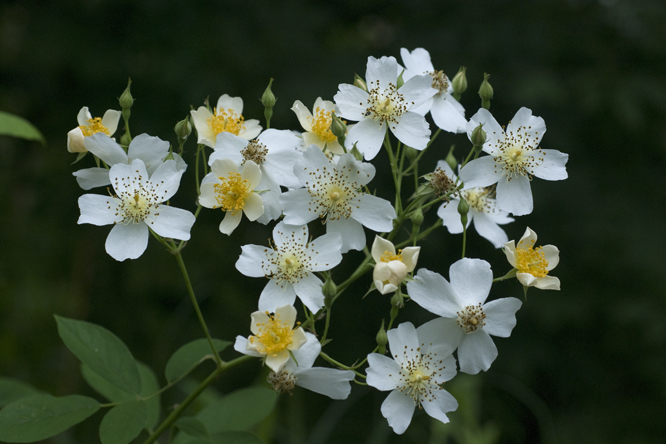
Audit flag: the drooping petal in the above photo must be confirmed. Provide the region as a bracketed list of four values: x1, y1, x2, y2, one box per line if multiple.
[149, 205, 194, 241]
[496, 174, 533, 216]
[292, 273, 325, 313]
[457, 329, 498, 374]
[472, 211, 511, 248]
[294, 368, 355, 400]
[390, 111, 430, 150]
[535, 275, 561, 290]
[218, 211, 242, 235]
[449, 258, 492, 306]
[430, 95, 467, 133]
[290, 332, 321, 370]
[381, 390, 416, 435]
[437, 199, 466, 234]
[345, 118, 386, 160]
[483, 298, 522, 338]
[517, 272, 538, 287]
[105, 222, 149, 262]
[265, 350, 290, 373]
[422, 389, 458, 425]
[326, 217, 366, 253]
[73, 167, 112, 190]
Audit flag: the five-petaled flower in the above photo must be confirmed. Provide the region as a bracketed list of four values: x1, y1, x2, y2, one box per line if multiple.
[334, 56, 436, 160]
[459, 107, 568, 216]
[292, 97, 347, 155]
[234, 305, 308, 372]
[504, 227, 560, 290]
[371, 236, 420, 295]
[366, 322, 458, 435]
[190, 94, 262, 147]
[407, 258, 522, 374]
[236, 221, 343, 313]
[77, 158, 195, 261]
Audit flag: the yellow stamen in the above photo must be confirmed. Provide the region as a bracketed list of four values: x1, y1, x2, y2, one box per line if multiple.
[515, 240, 549, 277]
[79, 117, 110, 137]
[207, 107, 246, 137]
[381, 249, 403, 263]
[253, 312, 295, 356]
[213, 172, 251, 215]
[308, 107, 337, 143]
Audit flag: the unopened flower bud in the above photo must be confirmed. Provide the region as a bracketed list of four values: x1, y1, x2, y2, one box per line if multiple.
[330, 112, 347, 139]
[405, 146, 418, 162]
[322, 278, 337, 309]
[458, 197, 469, 227]
[390, 291, 404, 320]
[452, 66, 468, 95]
[376, 320, 388, 355]
[396, 69, 405, 89]
[471, 123, 487, 154]
[354, 74, 367, 92]
[260, 78, 277, 109]
[120, 132, 131, 148]
[119, 79, 134, 119]
[174, 116, 192, 141]
[479, 73, 493, 110]
[445, 145, 457, 171]
[410, 207, 424, 226]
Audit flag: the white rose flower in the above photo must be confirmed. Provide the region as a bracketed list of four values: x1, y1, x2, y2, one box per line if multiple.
[67, 106, 121, 153]
[371, 236, 420, 294]
[190, 94, 262, 147]
[504, 227, 560, 290]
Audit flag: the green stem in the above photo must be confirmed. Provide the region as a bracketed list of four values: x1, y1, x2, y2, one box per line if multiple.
[141, 355, 252, 444]
[319, 351, 366, 378]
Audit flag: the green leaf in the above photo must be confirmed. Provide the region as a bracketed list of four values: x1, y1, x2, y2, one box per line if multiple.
[0, 378, 43, 408]
[196, 387, 277, 434]
[0, 111, 45, 144]
[137, 362, 160, 431]
[0, 394, 99, 442]
[99, 400, 147, 444]
[55, 315, 141, 395]
[175, 417, 210, 439]
[81, 362, 160, 431]
[165, 338, 231, 383]
[209, 431, 265, 444]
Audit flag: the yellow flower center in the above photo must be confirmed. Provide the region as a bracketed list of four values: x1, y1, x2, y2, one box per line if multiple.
[494, 125, 545, 180]
[428, 70, 449, 93]
[213, 172, 251, 215]
[515, 240, 549, 277]
[308, 107, 337, 144]
[251, 312, 296, 357]
[457, 304, 487, 334]
[79, 117, 111, 137]
[380, 249, 403, 263]
[207, 107, 246, 137]
[395, 344, 446, 406]
[365, 81, 407, 124]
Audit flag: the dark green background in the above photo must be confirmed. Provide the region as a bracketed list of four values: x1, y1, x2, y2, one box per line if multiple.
[1, 0, 665, 442]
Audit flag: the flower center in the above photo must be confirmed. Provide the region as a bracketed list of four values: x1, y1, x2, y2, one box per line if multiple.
[112, 173, 165, 224]
[461, 187, 498, 214]
[428, 70, 449, 94]
[380, 249, 403, 263]
[308, 107, 337, 143]
[213, 172, 251, 215]
[250, 312, 296, 356]
[494, 125, 545, 180]
[394, 344, 445, 407]
[79, 117, 111, 137]
[241, 141, 268, 165]
[267, 369, 297, 394]
[207, 107, 247, 137]
[305, 164, 364, 222]
[430, 167, 457, 197]
[457, 304, 487, 334]
[263, 226, 313, 285]
[365, 81, 407, 124]
[515, 240, 549, 277]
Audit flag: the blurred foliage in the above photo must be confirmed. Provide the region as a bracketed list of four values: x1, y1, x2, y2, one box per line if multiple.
[1, 0, 665, 442]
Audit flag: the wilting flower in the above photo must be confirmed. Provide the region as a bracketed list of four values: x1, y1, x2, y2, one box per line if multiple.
[371, 236, 420, 294]
[366, 322, 458, 435]
[334, 56, 436, 160]
[198, 158, 264, 235]
[73, 133, 186, 190]
[266, 332, 354, 399]
[236, 221, 343, 313]
[407, 258, 522, 374]
[77, 158, 195, 261]
[400, 47, 467, 133]
[459, 107, 568, 216]
[280, 146, 396, 253]
[234, 305, 308, 372]
[504, 227, 560, 290]
[67, 106, 121, 153]
[190, 94, 262, 147]
[435, 161, 514, 248]
[292, 97, 346, 155]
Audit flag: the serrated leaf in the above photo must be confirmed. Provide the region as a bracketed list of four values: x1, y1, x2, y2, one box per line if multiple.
[165, 339, 231, 383]
[175, 417, 210, 439]
[99, 400, 147, 444]
[0, 394, 99, 443]
[0, 111, 45, 144]
[138, 362, 160, 431]
[196, 387, 277, 434]
[0, 378, 43, 408]
[55, 315, 141, 395]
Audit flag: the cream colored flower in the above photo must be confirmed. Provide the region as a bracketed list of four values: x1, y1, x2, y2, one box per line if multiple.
[190, 94, 261, 147]
[371, 236, 420, 294]
[67, 106, 121, 153]
[504, 227, 560, 290]
[291, 97, 346, 155]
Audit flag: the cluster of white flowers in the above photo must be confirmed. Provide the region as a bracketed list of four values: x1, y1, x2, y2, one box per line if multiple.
[69, 46, 567, 437]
